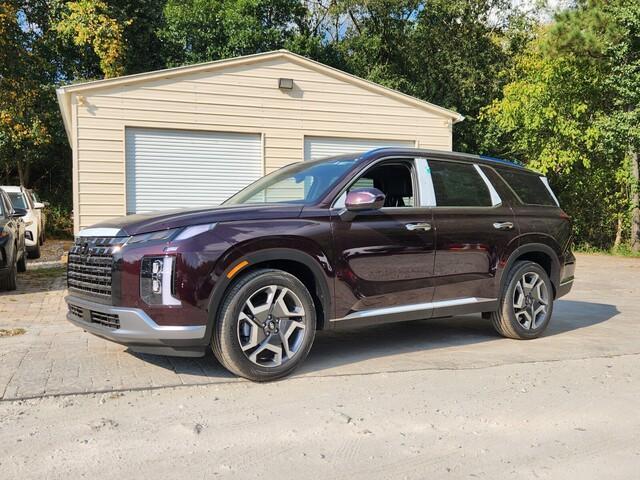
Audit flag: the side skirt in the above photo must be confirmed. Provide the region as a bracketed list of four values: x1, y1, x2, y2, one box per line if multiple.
[330, 297, 498, 329]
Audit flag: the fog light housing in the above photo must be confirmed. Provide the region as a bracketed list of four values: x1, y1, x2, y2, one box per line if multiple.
[25, 231, 33, 241]
[140, 256, 181, 306]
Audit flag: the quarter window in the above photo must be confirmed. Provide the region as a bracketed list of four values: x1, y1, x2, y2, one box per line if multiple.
[496, 169, 557, 206]
[429, 160, 492, 207]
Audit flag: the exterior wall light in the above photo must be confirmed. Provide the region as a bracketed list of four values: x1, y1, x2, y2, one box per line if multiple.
[278, 78, 294, 90]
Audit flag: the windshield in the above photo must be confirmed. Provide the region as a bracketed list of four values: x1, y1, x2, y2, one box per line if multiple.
[225, 157, 357, 205]
[8, 192, 28, 210]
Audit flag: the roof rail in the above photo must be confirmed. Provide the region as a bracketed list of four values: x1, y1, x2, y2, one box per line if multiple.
[478, 154, 523, 167]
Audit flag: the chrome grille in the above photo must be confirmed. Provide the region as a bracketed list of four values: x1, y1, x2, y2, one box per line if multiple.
[67, 304, 121, 330]
[67, 236, 127, 299]
[68, 304, 83, 318]
[90, 310, 121, 329]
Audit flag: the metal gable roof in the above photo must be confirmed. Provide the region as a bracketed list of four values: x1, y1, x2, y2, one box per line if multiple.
[56, 50, 464, 143]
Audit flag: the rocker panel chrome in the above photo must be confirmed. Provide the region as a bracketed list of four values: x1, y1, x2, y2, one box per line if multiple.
[330, 297, 497, 327]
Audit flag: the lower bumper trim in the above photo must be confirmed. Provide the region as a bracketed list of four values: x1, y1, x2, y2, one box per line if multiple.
[65, 295, 206, 345]
[557, 278, 574, 299]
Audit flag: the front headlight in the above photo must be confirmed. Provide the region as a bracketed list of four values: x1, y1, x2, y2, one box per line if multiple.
[140, 256, 181, 306]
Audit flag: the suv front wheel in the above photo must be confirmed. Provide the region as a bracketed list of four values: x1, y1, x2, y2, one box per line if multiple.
[212, 268, 316, 382]
[491, 261, 554, 340]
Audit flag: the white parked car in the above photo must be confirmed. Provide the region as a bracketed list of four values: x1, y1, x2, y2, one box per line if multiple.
[0, 186, 45, 259]
[27, 189, 47, 244]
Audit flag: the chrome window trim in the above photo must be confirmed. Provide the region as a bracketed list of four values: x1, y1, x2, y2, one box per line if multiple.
[473, 164, 502, 206]
[540, 177, 561, 207]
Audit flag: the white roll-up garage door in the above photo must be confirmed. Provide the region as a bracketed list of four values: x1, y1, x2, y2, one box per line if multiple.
[125, 128, 262, 213]
[304, 136, 415, 161]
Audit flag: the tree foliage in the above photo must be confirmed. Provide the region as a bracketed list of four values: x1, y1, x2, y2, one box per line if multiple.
[482, 0, 640, 248]
[0, 0, 637, 246]
[159, 0, 307, 66]
[56, 0, 130, 78]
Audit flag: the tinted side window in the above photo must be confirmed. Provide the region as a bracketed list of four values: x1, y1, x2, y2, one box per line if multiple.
[497, 169, 556, 206]
[429, 160, 492, 207]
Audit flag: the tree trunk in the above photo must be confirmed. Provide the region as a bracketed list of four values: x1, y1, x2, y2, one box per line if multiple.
[17, 160, 25, 187]
[632, 151, 640, 252]
[614, 216, 623, 248]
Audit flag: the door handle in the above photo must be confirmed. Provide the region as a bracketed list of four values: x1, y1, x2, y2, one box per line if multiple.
[405, 222, 432, 232]
[493, 221, 514, 231]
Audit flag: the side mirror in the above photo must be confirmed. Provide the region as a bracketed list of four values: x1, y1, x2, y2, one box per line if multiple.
[11, 208, 27, 218]
[345, 188, 385, 212]
[34, 202, 45, 209]
[340, 188, 385, 221]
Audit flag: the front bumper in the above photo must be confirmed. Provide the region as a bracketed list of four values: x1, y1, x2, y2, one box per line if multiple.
[65, 295, 207, 351]
[25, 223, 38, 247]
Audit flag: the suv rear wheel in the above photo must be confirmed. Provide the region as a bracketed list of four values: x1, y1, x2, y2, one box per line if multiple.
[212, 268, 316, 382]
[491, 261, 553, 339]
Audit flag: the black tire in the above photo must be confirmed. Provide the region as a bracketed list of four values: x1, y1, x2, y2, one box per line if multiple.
[0, 253, 17, 291]
[27, 242, 41, 259]
[17, 251, 26, 273]
[212, 268, 316, 382]
[491, 261, 554, 340]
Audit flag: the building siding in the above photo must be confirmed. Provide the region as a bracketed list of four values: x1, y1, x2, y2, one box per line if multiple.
[72, 57, 453, 230]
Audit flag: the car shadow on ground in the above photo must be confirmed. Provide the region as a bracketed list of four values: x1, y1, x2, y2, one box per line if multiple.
[129, 299, 619, 380]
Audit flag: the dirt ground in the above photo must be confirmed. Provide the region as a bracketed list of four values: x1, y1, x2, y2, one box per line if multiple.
[0, 253, 639, 479]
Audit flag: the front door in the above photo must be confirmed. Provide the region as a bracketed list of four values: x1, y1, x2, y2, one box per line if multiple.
[331, 158, 436, 325]
[428, 159, 518, 312]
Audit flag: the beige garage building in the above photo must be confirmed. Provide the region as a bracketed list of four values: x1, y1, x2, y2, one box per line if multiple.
[57, 50, 463, 232]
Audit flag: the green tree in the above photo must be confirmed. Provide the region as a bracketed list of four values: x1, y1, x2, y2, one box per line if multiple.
[325, 0, 524, 152]
[55, 0, 129, 78]
[482, 0, 640, 249]
[160, 0, 307, 66]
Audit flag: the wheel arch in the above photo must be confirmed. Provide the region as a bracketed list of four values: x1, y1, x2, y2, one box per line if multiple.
[205, 247, 333, 345]
[503, 243, 561, 298]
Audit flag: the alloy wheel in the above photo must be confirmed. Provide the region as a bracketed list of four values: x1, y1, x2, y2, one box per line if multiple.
[512, 271, 549, 330]
[237, 285, 307, 367]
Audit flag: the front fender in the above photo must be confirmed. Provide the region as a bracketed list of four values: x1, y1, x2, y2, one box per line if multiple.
[201, 236, 335, 344]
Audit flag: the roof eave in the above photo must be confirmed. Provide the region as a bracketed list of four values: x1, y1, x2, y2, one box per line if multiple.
[56, 88, 73, 145]
[56, 50, 465, 122]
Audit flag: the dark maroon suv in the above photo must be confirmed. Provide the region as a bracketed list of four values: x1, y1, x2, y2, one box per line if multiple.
[66, 148, 575, 381]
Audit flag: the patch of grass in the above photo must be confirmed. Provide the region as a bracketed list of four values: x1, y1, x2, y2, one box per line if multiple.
[0, 328, 26, 337]
[575, 244, 640, 258]
[28, 266, 66, 278]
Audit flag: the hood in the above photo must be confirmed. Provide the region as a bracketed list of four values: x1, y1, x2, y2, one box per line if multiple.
[81, 203, 304, 237]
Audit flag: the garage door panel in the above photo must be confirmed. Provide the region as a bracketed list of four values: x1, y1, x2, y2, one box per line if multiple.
[126, 128, 262, 214]
[304, 136, 415, 161]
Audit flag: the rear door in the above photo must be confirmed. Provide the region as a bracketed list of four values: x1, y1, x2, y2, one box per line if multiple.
[428, 159, 518, 311]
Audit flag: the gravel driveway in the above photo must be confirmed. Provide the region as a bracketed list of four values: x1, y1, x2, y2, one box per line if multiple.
[1, 254, 638, 478]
